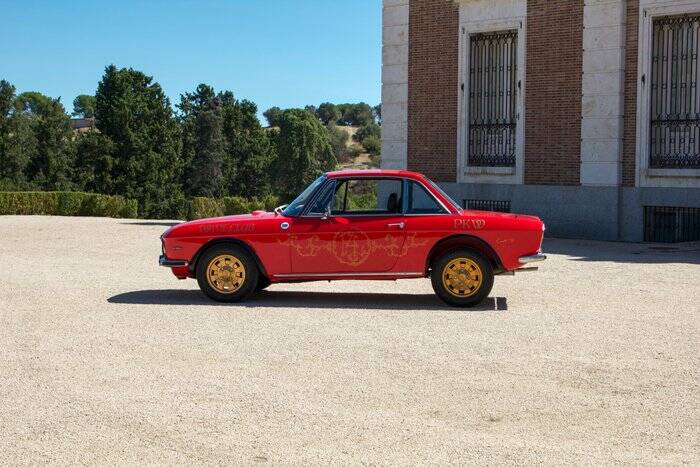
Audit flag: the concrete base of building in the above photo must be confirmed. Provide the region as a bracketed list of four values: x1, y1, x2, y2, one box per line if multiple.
[437, 183, 700, 242]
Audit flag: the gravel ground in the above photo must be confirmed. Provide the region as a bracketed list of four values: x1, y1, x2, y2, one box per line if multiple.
[0, 215, 698, 464]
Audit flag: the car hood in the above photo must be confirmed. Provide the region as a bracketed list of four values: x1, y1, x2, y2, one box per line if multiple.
[162, 211, 276, 238]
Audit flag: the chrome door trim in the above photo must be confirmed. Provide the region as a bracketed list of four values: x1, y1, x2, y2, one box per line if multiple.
[272, 271, 424, 278]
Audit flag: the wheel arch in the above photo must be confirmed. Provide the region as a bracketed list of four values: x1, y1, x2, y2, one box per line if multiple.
[189, 237, 269, 279]
[425, 234, 505, 275]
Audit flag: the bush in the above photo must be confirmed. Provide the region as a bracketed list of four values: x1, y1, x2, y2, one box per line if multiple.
[354, 122, 380, 143]
[189, 197, 224, 220]
[188, 194, 280, 220]
[222, 196, 250, 215]
[0, 191, 137, 218]
[338, 143, 364, 163]
[362, 135, 381, 157]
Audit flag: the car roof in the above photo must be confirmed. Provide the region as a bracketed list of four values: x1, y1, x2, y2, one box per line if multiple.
[325, 169, 426, 180]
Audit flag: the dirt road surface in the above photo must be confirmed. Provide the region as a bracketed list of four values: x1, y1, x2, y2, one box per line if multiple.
[1, 216, 698, 464]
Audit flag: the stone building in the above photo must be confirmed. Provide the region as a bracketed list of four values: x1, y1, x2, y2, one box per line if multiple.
[381, 0, 700, 241]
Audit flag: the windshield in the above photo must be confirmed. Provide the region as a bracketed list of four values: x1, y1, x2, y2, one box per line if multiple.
[425, 177, 462, 212]
[282, 175, 327, 216]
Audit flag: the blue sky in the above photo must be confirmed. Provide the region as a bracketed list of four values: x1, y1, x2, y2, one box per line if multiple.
[1, 0, 381, 120]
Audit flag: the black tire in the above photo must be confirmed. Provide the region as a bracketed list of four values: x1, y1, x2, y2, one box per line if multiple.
[431, 249, 494, 307]
[255, 277, 271, 292]
[196, 244, 259, 302]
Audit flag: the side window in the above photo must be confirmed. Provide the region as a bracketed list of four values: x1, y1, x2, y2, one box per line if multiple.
[407, 181, 445, 214]
[332, 178, 402, 215]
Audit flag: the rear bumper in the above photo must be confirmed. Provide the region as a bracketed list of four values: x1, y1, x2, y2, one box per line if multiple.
[159, 255, 189, 268]
[518, 253, 547, 264]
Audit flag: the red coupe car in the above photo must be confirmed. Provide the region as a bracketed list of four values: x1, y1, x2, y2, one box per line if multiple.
[160, 170, 545, 307]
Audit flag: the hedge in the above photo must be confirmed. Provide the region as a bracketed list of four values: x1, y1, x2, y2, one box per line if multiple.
[188, 194, 280, 220]
[0, 192, 138, 218]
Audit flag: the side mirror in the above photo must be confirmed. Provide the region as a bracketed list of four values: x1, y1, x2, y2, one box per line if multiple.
[321, 204, 332, 220]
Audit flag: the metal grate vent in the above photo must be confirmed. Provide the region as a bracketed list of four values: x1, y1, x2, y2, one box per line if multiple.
[464, 199, 511, 213]
[644, 206, 700, 242]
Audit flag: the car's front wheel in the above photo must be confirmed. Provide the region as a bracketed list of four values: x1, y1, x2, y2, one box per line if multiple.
[196, 245, 259, 302]
[431, 249, 494, 307]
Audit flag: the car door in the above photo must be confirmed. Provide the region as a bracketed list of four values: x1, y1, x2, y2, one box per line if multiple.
[289, 177, 407, 274]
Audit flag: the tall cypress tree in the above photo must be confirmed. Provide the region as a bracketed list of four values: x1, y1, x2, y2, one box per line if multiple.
[95, 65, 184, 218]
[189, 98, 225, 197]
[15, 91, 74, 191]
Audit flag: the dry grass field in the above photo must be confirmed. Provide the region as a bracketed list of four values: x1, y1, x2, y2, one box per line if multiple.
[0, 216, 698, 464]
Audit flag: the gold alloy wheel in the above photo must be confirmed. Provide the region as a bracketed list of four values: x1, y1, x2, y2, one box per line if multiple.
[206, 254, 246, 294]
[442, 257, 483, 298]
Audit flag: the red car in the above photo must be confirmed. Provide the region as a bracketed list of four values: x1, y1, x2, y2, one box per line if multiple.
[160, 170, 545, 307]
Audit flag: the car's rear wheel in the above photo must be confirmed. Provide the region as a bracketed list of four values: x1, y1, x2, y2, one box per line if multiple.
[431, 249, 494, 307]
[196, 245, 259, 302]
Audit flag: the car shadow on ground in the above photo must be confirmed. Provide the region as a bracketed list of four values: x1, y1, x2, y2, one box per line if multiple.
[108, 289, 508, 311]
[543, 238, 700, 265]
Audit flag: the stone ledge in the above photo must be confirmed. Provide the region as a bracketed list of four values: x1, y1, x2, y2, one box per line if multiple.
[465, 166, 516, 176]
[647, 168, 700, 178]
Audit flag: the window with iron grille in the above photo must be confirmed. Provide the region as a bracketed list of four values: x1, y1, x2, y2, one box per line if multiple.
[468, 30, 518, 167]
[644, 206, 700, 242]
[464, 199, 511, 213]
[649, 14, 700, 169]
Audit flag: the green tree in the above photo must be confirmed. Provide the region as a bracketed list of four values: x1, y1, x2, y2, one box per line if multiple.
[179, 85, 276, 198]
[15, 92, 75, 190]
[0, 80, 37, 190]
[263, 106, 282, 127]
[221, 95, 276, 198]
[275, 109, 336, 201]
[304, 105, 317, 117]
[326, 123, 349, 162]
[336, 103, 374, 126]
[72, 94, 96, 118]
[316, 102, 340, 125]
[189, 98, 225, 197]
[178, 83, 217, 195]
[73, 132, 114, 193]
[95, 65, 184, 218]
[373, 104, 381, 124]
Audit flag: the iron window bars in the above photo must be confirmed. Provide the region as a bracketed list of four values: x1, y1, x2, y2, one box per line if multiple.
[468, 30, 518, 167]
[650, 14, 700, 168]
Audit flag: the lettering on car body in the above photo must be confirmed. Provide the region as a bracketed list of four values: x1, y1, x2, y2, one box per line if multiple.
[198, 223, 256, 235]
[454, 219, 486, 230]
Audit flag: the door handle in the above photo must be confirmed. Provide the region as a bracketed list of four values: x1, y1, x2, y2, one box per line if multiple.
[387, 222, 405, 229]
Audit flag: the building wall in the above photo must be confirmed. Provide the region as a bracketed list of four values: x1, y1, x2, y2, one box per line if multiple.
[383, 0, 700, 241]
[381, 0, 409, 170]
[456, 0, 527, 186]
[622, 0, 640, 187]
[406, 0, 459, 182]
[524, 0, 584, 185]
[580, 0, 626, 186]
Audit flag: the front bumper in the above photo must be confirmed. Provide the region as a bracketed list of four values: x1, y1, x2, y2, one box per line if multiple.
[518, 253, 547, 264]
[159, 255, 189, 268]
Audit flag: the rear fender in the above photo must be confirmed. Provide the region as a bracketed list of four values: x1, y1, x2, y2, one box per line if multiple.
[425, 234, 505, 275]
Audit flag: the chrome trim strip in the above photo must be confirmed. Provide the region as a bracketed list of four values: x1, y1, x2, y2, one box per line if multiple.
[518, 253, 547, 264]
[272, 271, 424, 278]
[159, 255, 189, 268]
